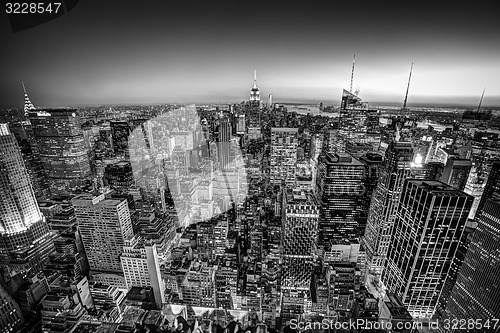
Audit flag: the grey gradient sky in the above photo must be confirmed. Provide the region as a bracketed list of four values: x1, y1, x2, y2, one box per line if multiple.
[1, 1, 499, 107]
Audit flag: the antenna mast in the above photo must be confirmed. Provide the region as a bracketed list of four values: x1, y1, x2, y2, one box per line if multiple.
[477, 88, 485, 112]
[403, 63, 413, 110]
[350, 54, 355, 93]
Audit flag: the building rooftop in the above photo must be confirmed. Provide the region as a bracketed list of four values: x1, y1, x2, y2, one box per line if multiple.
[271, 127, 298, 132]
[407, 179, 473, 198]
[321, 152, 364, 166]
[72, 194, 125, 207]
[284, 189, 318, 206]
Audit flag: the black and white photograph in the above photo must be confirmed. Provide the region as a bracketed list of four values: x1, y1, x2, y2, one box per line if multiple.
[0, 2, 499, 332]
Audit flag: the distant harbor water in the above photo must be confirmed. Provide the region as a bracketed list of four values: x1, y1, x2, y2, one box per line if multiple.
[282, 104, 339, 117]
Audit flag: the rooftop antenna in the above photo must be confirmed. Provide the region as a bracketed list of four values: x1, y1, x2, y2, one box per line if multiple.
[477, 88, 485, 112]
[350, 54, 355, 93]
[402, 63, 413, 110]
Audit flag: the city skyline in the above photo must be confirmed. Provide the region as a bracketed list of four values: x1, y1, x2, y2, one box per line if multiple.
[1, 2, 500, 107]
[1, 3, 500, 332]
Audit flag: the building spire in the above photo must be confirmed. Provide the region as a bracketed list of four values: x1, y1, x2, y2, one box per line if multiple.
[22, 81, 35, 115]
[350, 54, 355, 93]
[403, 63, 413, 110]
[477, 88, 485, 112]
[250, 70, 260, 102]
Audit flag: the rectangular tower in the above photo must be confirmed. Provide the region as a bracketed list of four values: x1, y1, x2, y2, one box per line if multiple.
[315, 152, 367, 247]
[444, 193, 500, 328]
[382, 179, 472, 319]
[281, 189, 319, 290]
[270, 128, 298, 187]
[72, 194, 133, 273]
[361, 141, 414, 276]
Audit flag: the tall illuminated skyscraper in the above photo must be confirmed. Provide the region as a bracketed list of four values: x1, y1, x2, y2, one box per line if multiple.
[218, 117, 232, 170]
[362, 140, 413, 275]
[0, 283, 24, 331]
[382, 179, 472, 319]
[281, 189, 319, 290]
[270, 127, 298, 187]
[476, 160, 500, 217]
[315, 152, 366, 248]
[249, 69, 260, 105]
[29, 109, 91, 195]
[443, 194, 500, 331]
[0, 123, 55, 275]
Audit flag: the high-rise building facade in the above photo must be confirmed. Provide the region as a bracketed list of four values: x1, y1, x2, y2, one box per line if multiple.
[218, 118, 232, 170]
[110, 121, 131, 156]
[443, 194, 500, 331]
[121, 238, 165, 308]
[72, 194, 133, 273]
[0, 283, 24, 332]
[382, 180, 472, 319]
[362, 141, 414, 275]
[0, 123, 55, 275]
[29, 109, 91, 195]
[315, 152, 366, 247]
[270, 128, 298, 187]
[104, 161, 135, 192]
[249, 70, 260, 105]
[476, 160, 500, 217]
[440, 157, 472, 191]
[9, 122, 50, 199]
[281, 189, 319, 290]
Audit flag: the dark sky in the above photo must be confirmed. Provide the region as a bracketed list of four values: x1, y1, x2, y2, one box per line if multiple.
[1, 1, 499, 107]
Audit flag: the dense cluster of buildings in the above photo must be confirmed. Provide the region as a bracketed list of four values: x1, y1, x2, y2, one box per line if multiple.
[0, 75, 499, 333]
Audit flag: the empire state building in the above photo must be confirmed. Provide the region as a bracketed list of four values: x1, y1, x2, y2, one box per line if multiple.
[249, 69, 260, 106]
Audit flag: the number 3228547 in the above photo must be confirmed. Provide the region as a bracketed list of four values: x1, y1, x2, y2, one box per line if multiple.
[6, 2, 62, 14]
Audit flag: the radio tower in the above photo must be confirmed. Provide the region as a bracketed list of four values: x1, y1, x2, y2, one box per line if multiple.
[350, 54, 355, 93]
[476, 88, 485, 112]
[402, 63, 413, 111]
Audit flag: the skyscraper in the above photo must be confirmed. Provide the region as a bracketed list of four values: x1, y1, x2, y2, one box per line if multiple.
[315, 152, 367, 248]
[270, 127, 298, 187]
[382, 179, 472, 319]
[110, 120, 132, 156]
[104, 161, 135, 192]
[362, 140, 414, 275]
[9, 122, 49, 199]
[0, 283, 24, 332]
[22, 81, 35, 116]
[121, 238, 165, 308]
[0, 123, 55, 275]
[218, 117, 232, 170]
[281, 189, 319, 290]
[29, 109, 91, 195]
[72, 194, 133, 273]
[443, 194, 500, 331]
[249, 69, 260, 105]
[440, 157, 472, 191]
[476, 160, 500, 217]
